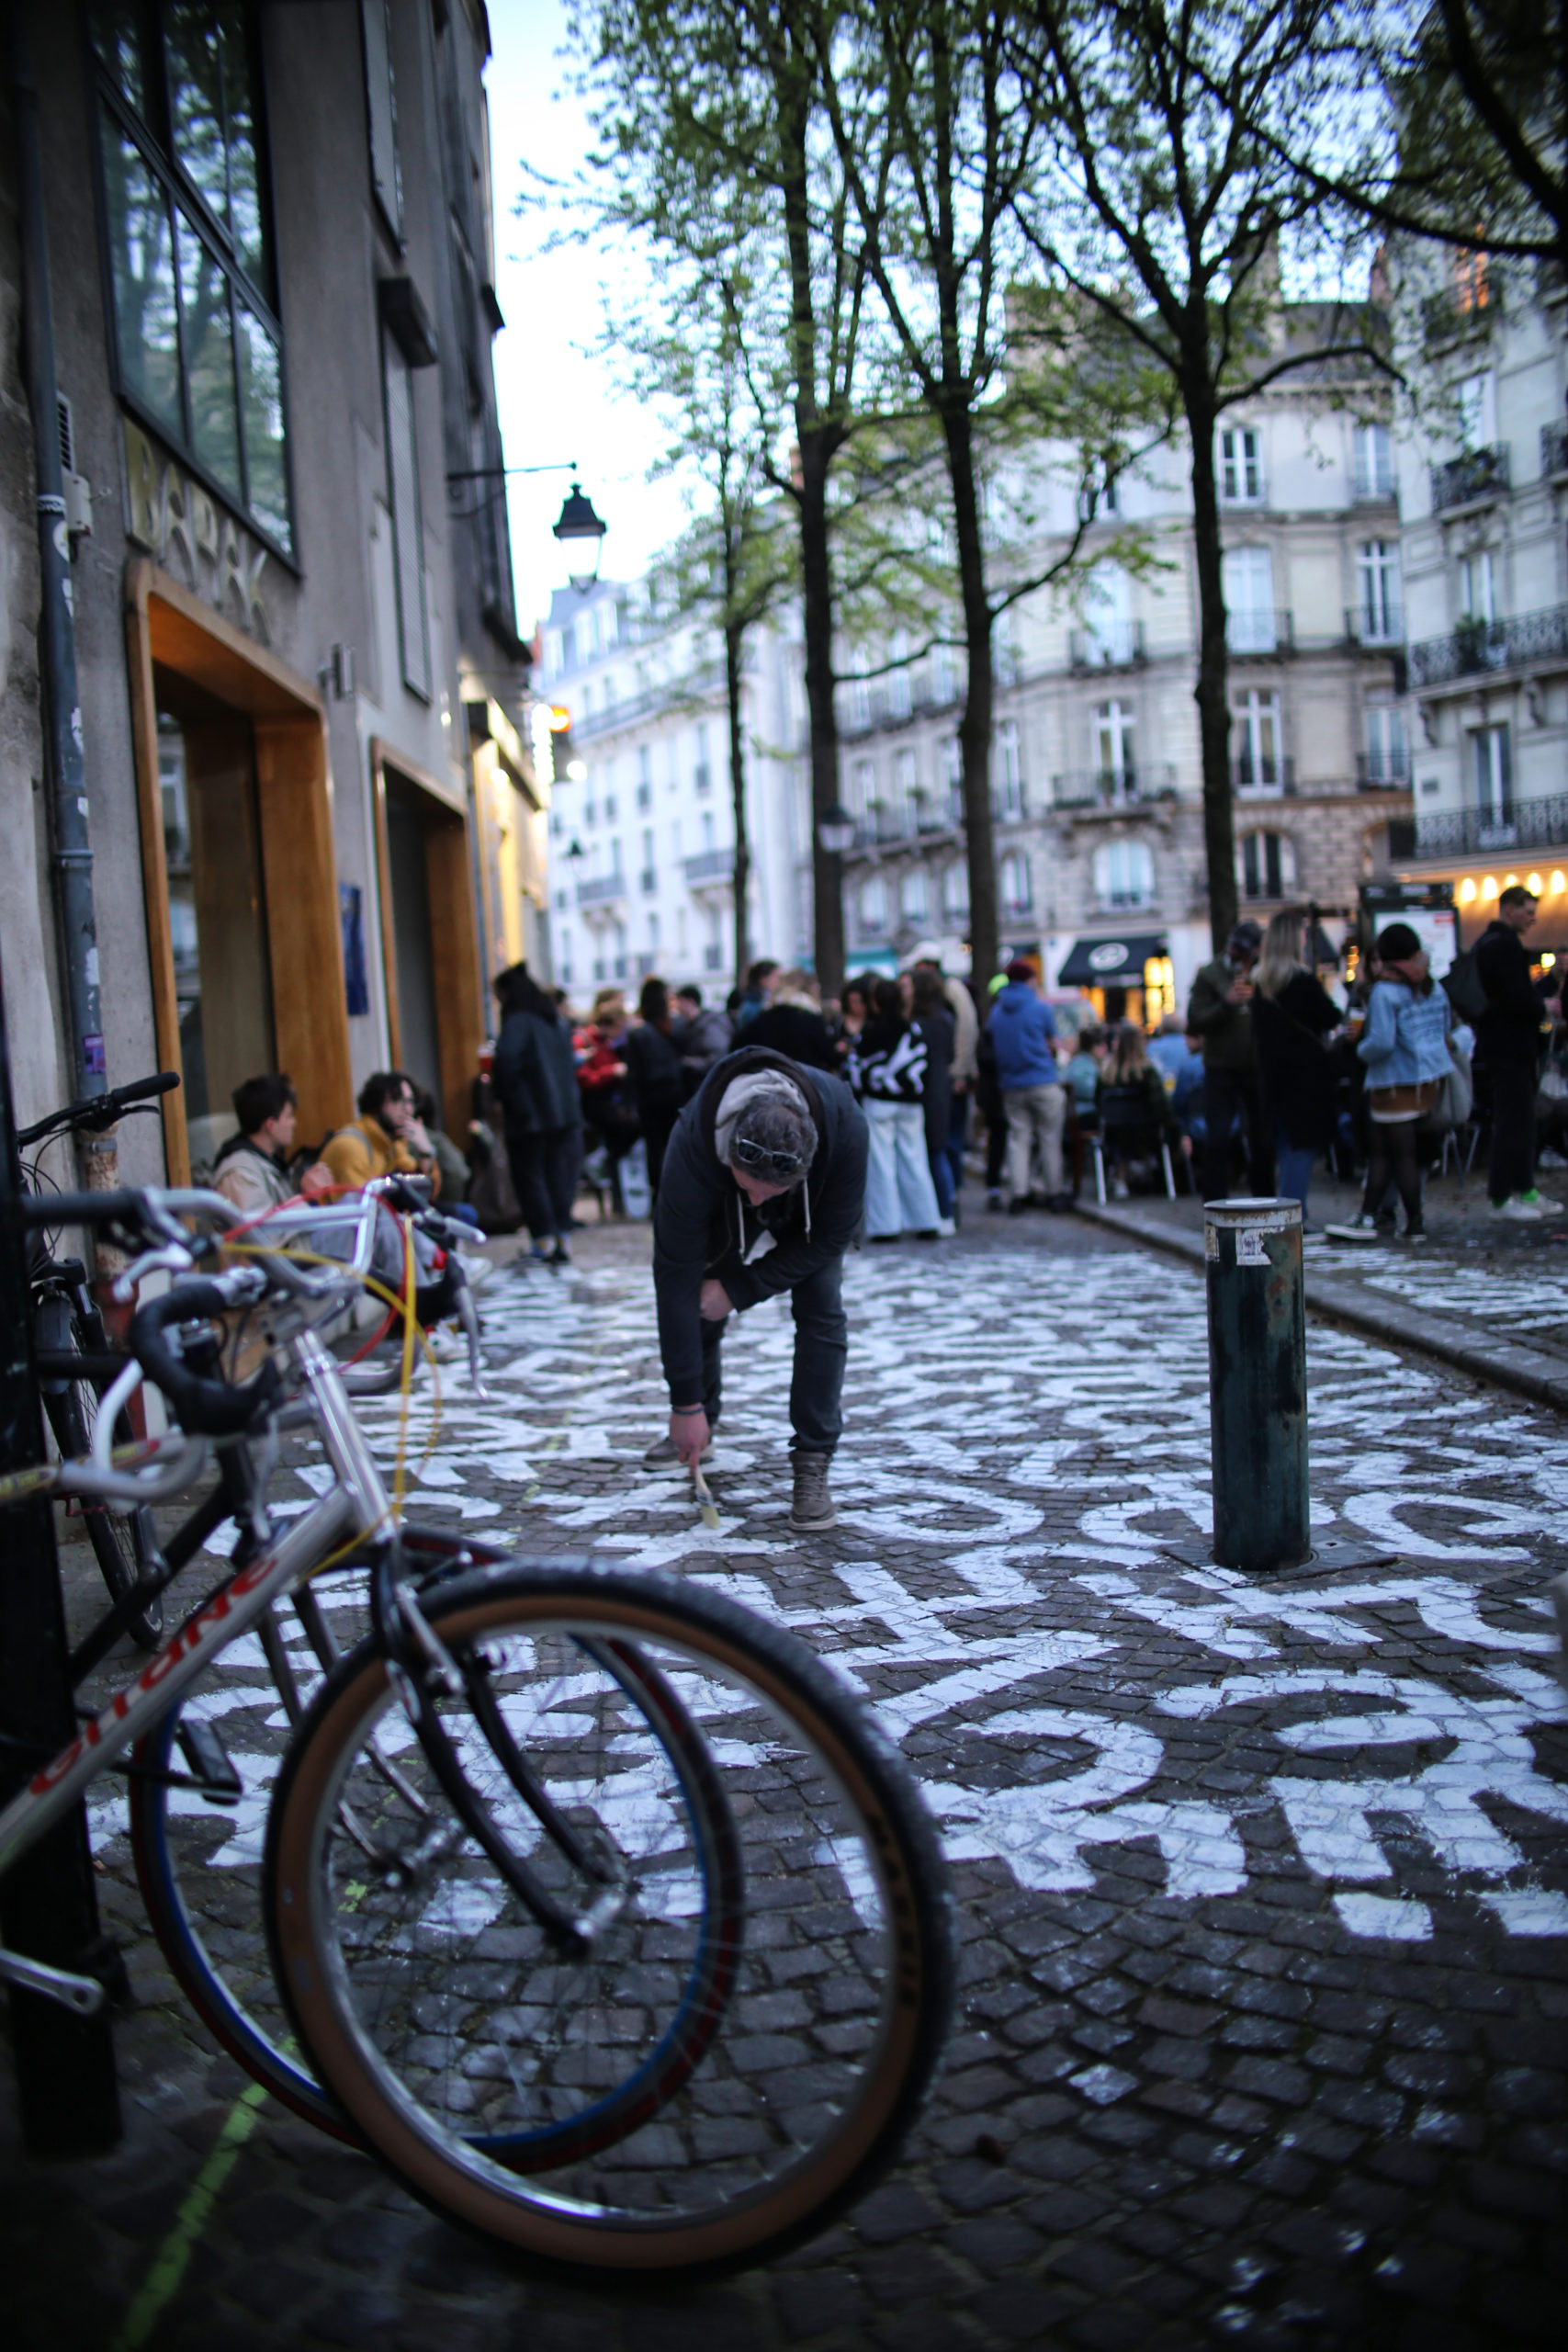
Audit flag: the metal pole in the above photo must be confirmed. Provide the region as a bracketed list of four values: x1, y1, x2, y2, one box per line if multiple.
[10, 6, 108, 1118]
[1202, 1196, 1310, 1573]
[0, 937, 120, 2154]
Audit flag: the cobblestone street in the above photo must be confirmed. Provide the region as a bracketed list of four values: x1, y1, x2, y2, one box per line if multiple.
[5, 1211, 1568, 2350]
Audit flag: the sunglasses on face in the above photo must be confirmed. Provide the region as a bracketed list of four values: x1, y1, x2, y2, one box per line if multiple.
[732, 1135, 806, 1179]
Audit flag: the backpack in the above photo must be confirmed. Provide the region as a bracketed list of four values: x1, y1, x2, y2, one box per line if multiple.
[1441, 946, 1489, 1028]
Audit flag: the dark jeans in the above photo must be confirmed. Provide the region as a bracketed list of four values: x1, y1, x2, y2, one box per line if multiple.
[944, 1090, 969, 1198]
[1201, 1067, 1275, 1202]
[700, 1253, 848, 1454]
[505, 1125, 581, 1242]
[1363, 1117, 1422, 1229]
[1488, 1057, 1538, 1204]
[642, 1105, 681, 1197]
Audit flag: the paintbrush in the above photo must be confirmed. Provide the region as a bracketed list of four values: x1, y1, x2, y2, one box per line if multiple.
[693, 1462, 720, 1530]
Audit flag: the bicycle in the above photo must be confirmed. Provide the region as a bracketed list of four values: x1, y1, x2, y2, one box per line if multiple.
[2, 1183, 953, 2269]
[20, 1070, 182, 1646]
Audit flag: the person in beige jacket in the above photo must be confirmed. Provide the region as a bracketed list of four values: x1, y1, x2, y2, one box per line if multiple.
[212, 1074, 332, 1216]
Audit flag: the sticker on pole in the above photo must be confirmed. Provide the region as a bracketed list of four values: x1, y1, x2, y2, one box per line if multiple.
[1204, 1224, 1220, 1261]
[1235, 1227, 1269, 1265]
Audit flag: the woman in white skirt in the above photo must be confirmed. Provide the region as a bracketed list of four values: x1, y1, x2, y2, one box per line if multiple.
[847, 978, 943, 1238]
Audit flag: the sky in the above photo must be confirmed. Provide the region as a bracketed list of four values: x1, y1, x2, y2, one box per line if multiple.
[485, 0, 690, 639]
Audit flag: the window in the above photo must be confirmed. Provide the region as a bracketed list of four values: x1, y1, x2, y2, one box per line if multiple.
[1095, 700, 1135, 787]
[890, 630, 911, 719]
[1364, 707, 1408, 785]
[1353, 423, 1395, 500]
[545, 629, 563, 680]
[1236, 831, 1296, 900]
[1357, 540, 1402, 642]
[859, 875, 889, 934]
[932, 641, 955, 706]
[1092, 839, 1155, 910]
[1474, 725, 1511, 823]
[694, 721, 712, 795]
[671, 817, 682, 860]
[639, 826, 655, 892]
[851, 758, 875, 816]
[1235, 689, 1283, 788]
[1457, 370, 1495, 453]
[1000, 849, 1032, 913]
[637, 746, 652, 809]
[1224, 547, 1277, 652]
[1459, 550, 1495, 624]
[996, 721, 1023, 819]
[900, 867, 929, 922]
[1220, 426, 1263, 503]
[1079, 454, 1119, 518]
[604, 791, 617, 821]
[701, 809, 715, 851]
[90, 0, 292, 554]
[382, 337, 429, 696]
[895, 747, 919, 828]
[1453, 244, 1490, 316]
[994, 608, 1019, 685]
[1083, 562, 1134, 664]
[850, 664, 870, 729]
[942, 860, 969, 922]
[359, 0, 402, 239]
[944, 737, 963, 820]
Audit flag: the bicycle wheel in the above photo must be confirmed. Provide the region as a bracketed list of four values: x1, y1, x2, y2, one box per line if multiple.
[40, 1302, 163, 1648]
[265, 1561, 953, 2271]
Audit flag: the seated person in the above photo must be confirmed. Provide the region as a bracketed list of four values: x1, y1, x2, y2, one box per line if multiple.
[321, 1071, 442, 1196]
[1097, 1022, 1179, 1198]
[212, 1073, 332, 1216]
[1062, 1024, 1107, 1118]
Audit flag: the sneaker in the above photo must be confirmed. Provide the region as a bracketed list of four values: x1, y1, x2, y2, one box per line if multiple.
[456, 1250, 495, 1291]
[1520, 1189, 1565, 1215]
[934, 1216, 957, 1237]
[985, 1191, 1004, 1214]
[788, 1451, 837, 1533]
[1402, 1223, 1428, 1243]
[1007, 1197, 1030, 1217]
[1111, 1179, 1131, 1201]
[1323, 1214, 1382, 1242]
[643, 1429, 713, 1469]
[547, 1238, 571, 1265]
[423, 1327, 464, 1363]
[1493, 1194, 1546, 1220]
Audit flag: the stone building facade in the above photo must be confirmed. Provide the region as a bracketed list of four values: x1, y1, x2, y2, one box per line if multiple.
[0, 0, 540, 1179]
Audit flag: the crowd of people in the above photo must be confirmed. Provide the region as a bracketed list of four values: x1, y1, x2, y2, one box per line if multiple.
[204, 881, 1565, 1264]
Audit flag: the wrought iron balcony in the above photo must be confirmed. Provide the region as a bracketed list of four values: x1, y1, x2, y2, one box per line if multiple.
[576, 872, 626, 907]
[682, 848, 735, 885]
[1233, 755, 1295, 795]
[1352, 459, 1397, 503]
[1543, 421, 1568, 479]
[1068, 619, 1145, 672]
[1429, 444, 1509, 512]
[1357, 748, 1412, 787]
[1227, 610, 1294, 657]
[1408, 604, 1568, 688]
[1410, 794, 1568, 859]
[1052, 763, 1177, 810]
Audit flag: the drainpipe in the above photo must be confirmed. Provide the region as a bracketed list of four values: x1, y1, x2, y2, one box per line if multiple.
[10, 14, 110, 1174]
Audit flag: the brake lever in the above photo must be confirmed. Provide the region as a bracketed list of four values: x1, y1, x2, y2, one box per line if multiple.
[112, 1243, 198, 1302]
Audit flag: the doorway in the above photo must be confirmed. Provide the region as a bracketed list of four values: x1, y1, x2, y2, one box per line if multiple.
[370, 741, 483, 1142]
[155, 670, 277, 1172]
[383, 774, 443, 1107]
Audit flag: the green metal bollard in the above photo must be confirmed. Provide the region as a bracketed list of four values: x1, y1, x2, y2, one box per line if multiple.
[1201, 1199, 1309, 1571]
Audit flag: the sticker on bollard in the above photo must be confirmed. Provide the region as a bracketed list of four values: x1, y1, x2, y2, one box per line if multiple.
[1163, 1198, 1399, 1578]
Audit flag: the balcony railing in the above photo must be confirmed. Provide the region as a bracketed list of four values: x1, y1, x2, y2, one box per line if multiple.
[1353, 461, 1397, 503]
[1430, 444, 1509, 512]
[1357, 748, 1412, 787]
[1227, 610, 1294, 657]
[1544, 422, 1568, 479]
[682, 848, 735, 885]
[576, 872, 626, 906]
[1069, 619, 1145, 672]
[1052, 763, 1177, 809]
[1346, 605, 1404, 647]
[1234, 756, 1296, 794]
[1408, 603, 1568, 688]
[1409, 794, 1568, 859]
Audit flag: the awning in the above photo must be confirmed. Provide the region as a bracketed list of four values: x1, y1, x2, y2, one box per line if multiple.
[1056, 932, 1168, 989]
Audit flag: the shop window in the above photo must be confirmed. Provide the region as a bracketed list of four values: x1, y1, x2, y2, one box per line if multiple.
[1093, 840, 1154, 911]
[1236, 830, 1296, 900]
[383, 336, 430, 697]
[90, 0, 292, 555]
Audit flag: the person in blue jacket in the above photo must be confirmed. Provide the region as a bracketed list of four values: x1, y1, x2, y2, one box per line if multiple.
[988, 958, 1069, 1211]
[1325, 923, 1450, 1244]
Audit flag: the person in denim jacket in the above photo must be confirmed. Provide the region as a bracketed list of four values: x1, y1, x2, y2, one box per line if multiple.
[1326, 924, 1451, 1243]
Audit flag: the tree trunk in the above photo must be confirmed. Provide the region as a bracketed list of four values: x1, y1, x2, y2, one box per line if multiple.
[1187, 370, 1237, 954]
[725, 617, 751, 985]
[796, 429, 845, 996]
[943, 402, 998, 985]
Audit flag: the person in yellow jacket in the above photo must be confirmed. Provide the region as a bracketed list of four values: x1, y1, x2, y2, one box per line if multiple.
[321, 1071, 442, 1196]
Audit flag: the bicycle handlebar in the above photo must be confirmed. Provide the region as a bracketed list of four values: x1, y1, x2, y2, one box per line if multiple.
[128, 1279, 284, 1437]
[17, 1069, 180, 1148]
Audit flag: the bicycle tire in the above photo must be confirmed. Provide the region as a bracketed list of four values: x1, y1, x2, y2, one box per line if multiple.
[134, 1548, 742, 2149]
[40, 1303, 163, 1648]
[265, 1560, 954, 2272]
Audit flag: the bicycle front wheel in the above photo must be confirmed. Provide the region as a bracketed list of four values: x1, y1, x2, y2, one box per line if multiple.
[265, 1562, 953, 2271]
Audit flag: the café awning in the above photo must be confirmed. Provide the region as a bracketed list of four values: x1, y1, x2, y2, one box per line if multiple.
[1056, 932, 1168, 988]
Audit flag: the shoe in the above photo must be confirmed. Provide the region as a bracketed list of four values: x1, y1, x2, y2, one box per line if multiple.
[934, 1216, 956, 1237]
[547, 1238, 571, 1265]
[788, 1451, 837, 1532]
[1402, 1223, 1427, 1243]
[1111, 1179, 1131, 1201]
[643, 1430, 713, 1468]
[1323, 1214, 1382, 1242]
[456, 1250, 494, 1290]
[985, 1191, 1004, 1214]
[423, 1327, 464, 1363]
[1492, 1195, 1546, 1220]
[1520, 1189, 1564, 1214]
[1007, 1197, 1030, 1217]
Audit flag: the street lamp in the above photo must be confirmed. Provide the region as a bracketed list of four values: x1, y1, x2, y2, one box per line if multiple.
[553, 481, 608, 593]
[817, 801, 856, 855]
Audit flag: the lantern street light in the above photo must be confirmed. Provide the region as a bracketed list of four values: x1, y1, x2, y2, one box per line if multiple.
[817, 802, 857, 856]
[553, 481, 608, 593]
